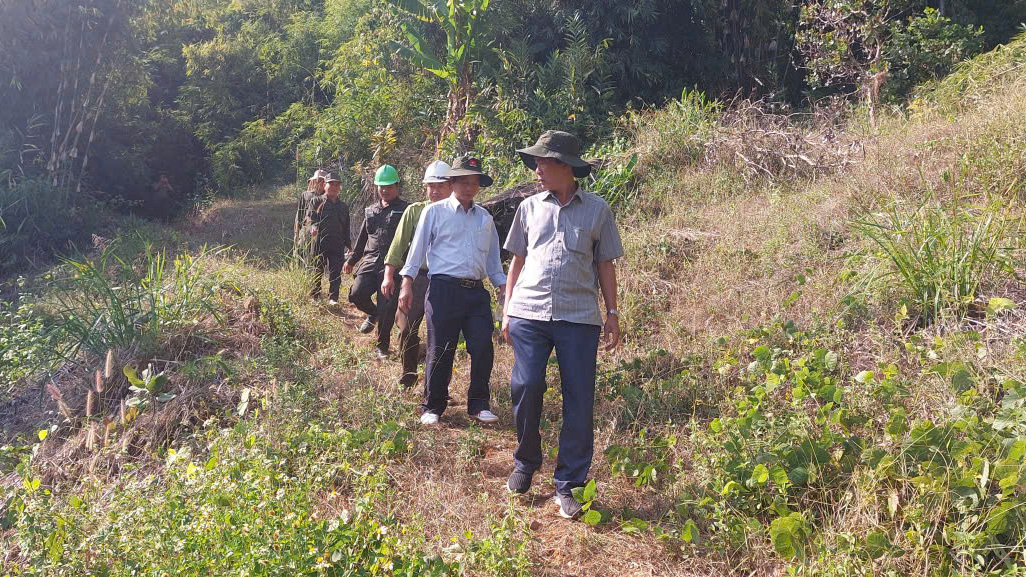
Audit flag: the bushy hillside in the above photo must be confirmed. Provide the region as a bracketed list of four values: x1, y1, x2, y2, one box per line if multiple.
[2, 33, 1026, 577]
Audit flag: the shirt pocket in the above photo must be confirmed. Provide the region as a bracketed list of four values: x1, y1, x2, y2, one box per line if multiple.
[476, 225, 492, 253]
[565, 226, 592, 255]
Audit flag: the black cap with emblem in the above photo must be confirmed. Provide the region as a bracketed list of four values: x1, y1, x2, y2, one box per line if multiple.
[446, 155, 494, 188]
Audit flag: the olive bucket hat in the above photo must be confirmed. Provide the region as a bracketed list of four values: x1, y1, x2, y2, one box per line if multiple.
[446, 155, 493, 188]
[517, 130, 593, 178]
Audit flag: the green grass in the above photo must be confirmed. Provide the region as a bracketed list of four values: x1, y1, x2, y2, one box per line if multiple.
[4, 33, 1026, 577]
[854, 190, 1021, 323]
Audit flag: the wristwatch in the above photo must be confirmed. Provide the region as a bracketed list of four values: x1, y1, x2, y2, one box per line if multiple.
[607, 309, 618, 316]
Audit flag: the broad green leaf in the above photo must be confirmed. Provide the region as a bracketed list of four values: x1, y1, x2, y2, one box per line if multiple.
[886, 408, 908, 438]
[769, 513, 807, 560]
[620, 518, 647, 534]
[720, 480, 740, 495]
[987, 297, 1016, 316]
[751, 464, 769, 485]
[680, 519, 699, 543]
[824, 351, 838, 371]
[987, 501, 1017, 535]
[582, 479, 597, 502]
[571, 486, 584, 502]
[864, 531, 893, 559]
[582, 509, 601, 526]
[123, 366, 142, 386]
[951, 369, 974, 392]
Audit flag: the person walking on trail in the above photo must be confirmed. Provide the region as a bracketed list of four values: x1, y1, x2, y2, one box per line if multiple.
[307, 173, 351, 305]
[344, 165, 410, 359]
[398, 156, 506, 426]
[501, 130, 623, 520]
[381, 160, 452, 388]
[296, 169, 327, 294]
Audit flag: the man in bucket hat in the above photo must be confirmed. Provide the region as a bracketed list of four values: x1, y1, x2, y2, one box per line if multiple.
[344, 164, 409, 358]
[296, 169, 327, 298]
[501, 130, 624, 519]
[306, 173, 351, 304]
[399, 155, 506, 426]
[381, 160, 452, 388]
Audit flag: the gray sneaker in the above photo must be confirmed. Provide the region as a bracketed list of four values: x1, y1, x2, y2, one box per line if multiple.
[553, 493, 583, 519]
[506, 470, 533, 494]
[359, 316, 376, 334]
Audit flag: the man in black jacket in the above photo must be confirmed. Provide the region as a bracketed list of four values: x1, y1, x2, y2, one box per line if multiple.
[344, 165, 409, 359]
[307, 173, 351, 305]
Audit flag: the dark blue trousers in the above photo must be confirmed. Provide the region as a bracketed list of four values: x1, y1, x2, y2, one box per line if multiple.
[422, 276, 494, 415]
[508, 317, 601, 496]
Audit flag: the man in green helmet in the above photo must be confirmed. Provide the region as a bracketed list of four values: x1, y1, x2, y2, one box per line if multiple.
[344, 164, 410, 359]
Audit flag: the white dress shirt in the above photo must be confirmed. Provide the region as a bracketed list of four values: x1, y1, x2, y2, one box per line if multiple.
[401, 194, 507, 287]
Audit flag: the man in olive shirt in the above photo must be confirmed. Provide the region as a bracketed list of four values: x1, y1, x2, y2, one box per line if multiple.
[306, 173, 351, 304]
[344, 165, 409, 359]
[501, 131, 623, 520]
[381, 160, 451, 388]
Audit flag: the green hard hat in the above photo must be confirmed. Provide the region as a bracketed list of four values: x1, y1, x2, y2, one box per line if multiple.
[373, 165, 399, 186]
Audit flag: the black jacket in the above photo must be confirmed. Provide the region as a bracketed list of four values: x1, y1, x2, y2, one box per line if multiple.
[346, 198, 409, 276]
[307, 196, 351, 254]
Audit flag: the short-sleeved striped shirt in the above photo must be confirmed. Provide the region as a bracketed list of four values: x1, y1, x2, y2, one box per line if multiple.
[503, 188, 623, 326]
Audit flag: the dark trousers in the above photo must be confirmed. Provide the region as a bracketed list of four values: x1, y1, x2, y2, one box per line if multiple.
[396, 271, 429, 385]
[349, 269, 398, 351]
[422, 276, 494, 415]
[508, 317, 600, 496]
[310, 248, 344, 301]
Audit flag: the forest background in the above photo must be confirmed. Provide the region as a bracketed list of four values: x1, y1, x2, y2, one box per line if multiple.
[3, 0, 1024, 273]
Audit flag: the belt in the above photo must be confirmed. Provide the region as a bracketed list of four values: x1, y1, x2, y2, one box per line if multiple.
[433, 274, 483, 289]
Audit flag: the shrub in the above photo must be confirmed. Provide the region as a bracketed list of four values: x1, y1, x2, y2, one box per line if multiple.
[0, 295, 51, 396]
[632, 88, 720, 170]
[0, 178, 107, 274]
[9, 421, 456, 576]
[884, 8, 985, 103]
[683, 321, 1026, 573]
[854, 191, 1021, 323]
[46, 243, 223, 364]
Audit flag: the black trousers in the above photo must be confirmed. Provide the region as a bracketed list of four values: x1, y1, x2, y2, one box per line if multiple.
[422, 276, 493, 416]
[349, 268, 399, 351]
[311, 248, 344, 301]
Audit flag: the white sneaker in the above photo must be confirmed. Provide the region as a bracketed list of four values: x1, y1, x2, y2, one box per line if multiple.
[471, 410, 499, 424]
[420, 412, 440, 425]
[328, 299, 339, 306]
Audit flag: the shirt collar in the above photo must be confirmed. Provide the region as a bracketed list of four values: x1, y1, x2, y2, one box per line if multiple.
[542, 187, 584, 206]
[445, 193, 477, 214]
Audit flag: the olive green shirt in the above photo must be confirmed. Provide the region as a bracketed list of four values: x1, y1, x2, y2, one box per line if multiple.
[384, 200, 429, 271]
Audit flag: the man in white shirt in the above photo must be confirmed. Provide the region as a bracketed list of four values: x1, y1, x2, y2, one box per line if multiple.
[399, 156, 506, 426]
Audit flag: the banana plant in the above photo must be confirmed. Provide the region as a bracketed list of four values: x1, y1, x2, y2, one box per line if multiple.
[385, 0, 491, 139]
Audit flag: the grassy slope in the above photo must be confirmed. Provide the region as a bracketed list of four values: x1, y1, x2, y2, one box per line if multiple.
[3, 36, 1026, 576]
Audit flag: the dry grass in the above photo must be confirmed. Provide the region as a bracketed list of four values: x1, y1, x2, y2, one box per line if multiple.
[6, 37, 1026, 574]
